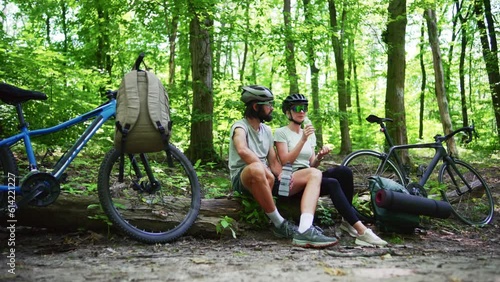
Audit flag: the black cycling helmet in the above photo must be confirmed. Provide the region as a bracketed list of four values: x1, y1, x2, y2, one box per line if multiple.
[240, 85, 274, 104]
[281, 94, 308, 114]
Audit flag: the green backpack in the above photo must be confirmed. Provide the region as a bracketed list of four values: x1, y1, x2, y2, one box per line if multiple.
[369, 176, 420, 234]
[114, 59, 171, 154]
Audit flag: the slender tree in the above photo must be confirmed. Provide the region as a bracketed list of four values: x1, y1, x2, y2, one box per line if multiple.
[425, 9, 458, 156]
[474, 0, 500, 138]
[418, 21, 426, 140]
[457, 0, 471, 127]
[166, 1, 180, 86]
[383, 0, 409, 163]
[185, 0, 219, 163]
[328, 0, 351, 154]
[283, 0, 299, 94]
[303, 0, 322, 147]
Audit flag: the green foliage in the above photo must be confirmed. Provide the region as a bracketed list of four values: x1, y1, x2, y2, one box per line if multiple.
[193, 159, 231, 198]
[0, 0, 498, 163]
[87, 204, 113, 236]
[216, 216, 237, 239]
[316, 201, 336, 226]
[233, 192, 269, 228]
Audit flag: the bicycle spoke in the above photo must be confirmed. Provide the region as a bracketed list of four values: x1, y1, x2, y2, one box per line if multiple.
[98, 146, 201, 243]
[341, 150, 405, 223]
[439, 160, 494, 226]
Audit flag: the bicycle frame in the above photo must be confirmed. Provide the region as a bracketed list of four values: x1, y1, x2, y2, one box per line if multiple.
[378, 142, 448, 188]
[0, 99, 116, 194]
[375, 118, 475, 196]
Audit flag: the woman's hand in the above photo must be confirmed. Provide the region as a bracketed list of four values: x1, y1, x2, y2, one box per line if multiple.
[317, 146, 331, 159]
[302, 124, 315, 142]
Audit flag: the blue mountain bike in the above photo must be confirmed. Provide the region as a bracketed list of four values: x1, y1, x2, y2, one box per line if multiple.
[0, 56, 201, 243]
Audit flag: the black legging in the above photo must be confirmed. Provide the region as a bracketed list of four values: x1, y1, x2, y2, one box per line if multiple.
[319, 166, 359, 225]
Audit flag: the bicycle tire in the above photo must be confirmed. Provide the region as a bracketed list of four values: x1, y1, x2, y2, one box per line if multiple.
[97, 145, 201, 243]
[438, 160, 494, 226]
[341, 149, 405, 223]
[0, 143, 18, 213]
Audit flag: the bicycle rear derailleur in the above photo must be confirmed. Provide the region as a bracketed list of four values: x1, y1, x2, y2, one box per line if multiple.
[18, 171, 60, 207]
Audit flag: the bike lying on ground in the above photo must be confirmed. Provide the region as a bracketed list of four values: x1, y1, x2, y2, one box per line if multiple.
[0, 56, 201, 243]
[341, 115, 494, 226]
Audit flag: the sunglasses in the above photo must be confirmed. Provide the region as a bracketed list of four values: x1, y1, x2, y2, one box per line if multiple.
[290, 104, 308, 113]
[256, 101, 274, 107]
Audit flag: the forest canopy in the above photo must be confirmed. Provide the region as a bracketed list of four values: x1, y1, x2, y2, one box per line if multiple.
[0, 0, 498, 163]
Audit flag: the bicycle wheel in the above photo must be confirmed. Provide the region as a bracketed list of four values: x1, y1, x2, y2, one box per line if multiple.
[97, 144, 201, 243]
[439, 160, 494, 226]
[341, 149, 405, 223]
[0, 144, 18, 212]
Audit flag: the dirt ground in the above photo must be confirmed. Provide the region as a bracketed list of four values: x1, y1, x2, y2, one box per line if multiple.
[1, 166, 500, 282]
[1, 214, 499, 282]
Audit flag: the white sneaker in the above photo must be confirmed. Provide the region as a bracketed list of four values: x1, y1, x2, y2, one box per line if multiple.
[355, 229, 388, 247]
[340, 221, 358, 238]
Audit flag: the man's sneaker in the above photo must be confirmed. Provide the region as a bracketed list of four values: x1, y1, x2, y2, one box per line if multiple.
[354, 229, 388, 247]
[272, 220, 298, 239]
[292, 226, 338, 248]
[340, 221, 358, 238]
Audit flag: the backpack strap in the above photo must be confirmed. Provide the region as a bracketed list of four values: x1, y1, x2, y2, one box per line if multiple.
[146, 71, 171, 147]
[116, 70, 141, 153]
[121, 70, 141, 131]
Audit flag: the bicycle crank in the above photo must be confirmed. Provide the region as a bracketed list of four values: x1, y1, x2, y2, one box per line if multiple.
[19, 172, 60, 207]
[406, 182, 428, 198]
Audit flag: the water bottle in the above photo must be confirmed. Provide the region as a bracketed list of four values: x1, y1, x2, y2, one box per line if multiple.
[303, 117, 317, 148]
[278, 163, 293, 197]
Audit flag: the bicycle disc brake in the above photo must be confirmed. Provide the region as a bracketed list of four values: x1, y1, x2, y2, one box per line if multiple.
[131, 179, 161, 194]
[406, 182, 427, 198]
[20, 172, 60, 207]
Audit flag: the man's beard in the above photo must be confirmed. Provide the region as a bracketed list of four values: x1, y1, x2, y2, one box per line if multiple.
[258, 108, 273, 123]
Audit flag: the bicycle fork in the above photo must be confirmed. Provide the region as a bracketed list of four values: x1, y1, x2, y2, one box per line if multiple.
[442, 157, 473, 196]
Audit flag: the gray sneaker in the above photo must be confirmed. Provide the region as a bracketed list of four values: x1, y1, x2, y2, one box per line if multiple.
[272, 220, 298, 239]
[292, 226, 338, 248]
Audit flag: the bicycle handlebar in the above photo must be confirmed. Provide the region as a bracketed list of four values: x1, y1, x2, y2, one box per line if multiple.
[133, 52, 145, 71]
[103, 53, 145, 102]
[366, 114, 477, 144]
[434, 124, 476, 144]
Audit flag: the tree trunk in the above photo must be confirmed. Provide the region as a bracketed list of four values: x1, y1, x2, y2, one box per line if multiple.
[474, 0, 500, 138]
[186, 4, 219, 164]
[239, 1, 250, 84]
[457, 0, 469, 127]
[96, 6, 112, 77]
[351, 38, 362, 125]
[425, 9, 458, 157]
[283, 0, 299, 94]
[419, 22, 426, 140]
[303, 0, 322, 148]
[328, 0, 351, 155]
[383, 0, 409, 164]
[166, 3, 179, 86]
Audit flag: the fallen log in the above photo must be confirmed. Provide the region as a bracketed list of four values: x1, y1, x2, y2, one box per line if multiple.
[444, 179, 485, 204]
[4, 193, 311, 239]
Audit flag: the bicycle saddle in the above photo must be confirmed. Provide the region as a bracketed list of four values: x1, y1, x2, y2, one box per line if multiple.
[0, 83, 47, 105]
[366, 114, 393, 124]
